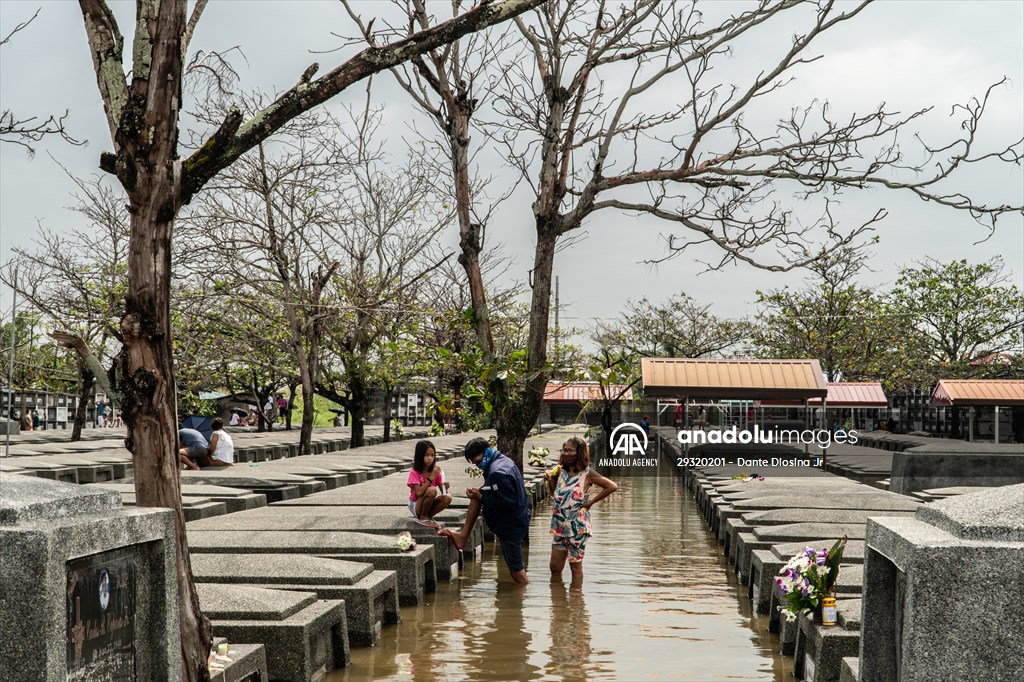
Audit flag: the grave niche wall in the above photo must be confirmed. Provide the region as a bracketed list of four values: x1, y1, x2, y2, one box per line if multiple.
[859, 484, 1024, 682]
[0, 476, 180, 682]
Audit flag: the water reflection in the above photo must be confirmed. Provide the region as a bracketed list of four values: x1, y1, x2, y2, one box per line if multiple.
[333, 475, 784, 681]
[545, 582, 594, 681]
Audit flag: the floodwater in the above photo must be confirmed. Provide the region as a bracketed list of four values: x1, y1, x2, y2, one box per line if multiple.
[331, 471, 786, 681]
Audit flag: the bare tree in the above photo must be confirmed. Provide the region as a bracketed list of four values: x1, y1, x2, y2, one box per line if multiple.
[385, 0, 1021, 466]
[1, 175, 128, 438]
[316, 98, 454, 448]
[183, 104, 350, 455]
[1, 9, 84, 154]
[72, 0, 545, 677]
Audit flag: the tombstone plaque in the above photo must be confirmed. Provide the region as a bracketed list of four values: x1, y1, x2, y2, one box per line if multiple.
[66, 548, 136, 681]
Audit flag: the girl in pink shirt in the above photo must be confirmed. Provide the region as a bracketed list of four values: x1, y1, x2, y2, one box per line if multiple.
[407, 440, 452, 522]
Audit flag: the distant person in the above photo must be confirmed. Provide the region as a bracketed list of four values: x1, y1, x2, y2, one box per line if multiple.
[96, 400, 106, 427]
[545, 437, 618, 585]
[229, 411, 241, 427]
[696, 406, 707, 430]
[31, 410, 40, 430]
[674, 403, 683, 428]
[178, 427, 209, 471]
[206, 418, 234, 466]
[264, 397, 276, 424]
[439, 438, 532, 585]
[406, 440, 452, 523]
[639, 415, 650, 434]
[276, 394, 289, 421]
[20, 411, 32, 432]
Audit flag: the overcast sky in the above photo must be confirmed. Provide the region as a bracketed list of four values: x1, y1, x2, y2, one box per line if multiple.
[1, 0, 1022, 338]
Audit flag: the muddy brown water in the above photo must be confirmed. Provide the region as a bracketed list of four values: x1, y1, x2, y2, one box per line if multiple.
[330, 473, 786, 681]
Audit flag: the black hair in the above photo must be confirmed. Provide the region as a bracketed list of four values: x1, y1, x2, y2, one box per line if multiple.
[562, 436, 590, 473]
[413, 440, 437, 474]
[464, 437, 489, 461]
[211, 417, 224, 431]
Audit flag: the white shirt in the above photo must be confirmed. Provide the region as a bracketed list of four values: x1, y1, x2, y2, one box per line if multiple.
[211, 430, 234, 464]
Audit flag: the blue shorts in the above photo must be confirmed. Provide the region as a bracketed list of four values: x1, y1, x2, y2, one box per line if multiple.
[499, 533, 526, 573]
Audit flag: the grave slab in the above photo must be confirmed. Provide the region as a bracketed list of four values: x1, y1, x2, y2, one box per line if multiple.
[186, 529, 436, 605]
[192, 553, 398, 647]
[198, 583, 348, 682]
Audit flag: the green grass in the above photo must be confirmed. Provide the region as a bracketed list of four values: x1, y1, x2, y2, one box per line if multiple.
[284, 390, 345, 428]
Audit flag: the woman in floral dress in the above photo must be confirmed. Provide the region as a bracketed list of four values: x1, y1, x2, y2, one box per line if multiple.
[545, 437, 618, 584]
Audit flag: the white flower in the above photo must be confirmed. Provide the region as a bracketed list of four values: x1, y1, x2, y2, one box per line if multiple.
[396, 532, 415, 551]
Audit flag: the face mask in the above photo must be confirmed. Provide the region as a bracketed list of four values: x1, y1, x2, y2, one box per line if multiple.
[477, 447, 499, 471]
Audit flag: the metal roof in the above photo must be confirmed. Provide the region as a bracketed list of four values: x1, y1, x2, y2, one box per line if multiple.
[760, 382, 889, 407]
[640, 358, 828, 400]
[814, 382, 888, 407]
[542, 382, 634, 403]
[931, 380, 1024, 407]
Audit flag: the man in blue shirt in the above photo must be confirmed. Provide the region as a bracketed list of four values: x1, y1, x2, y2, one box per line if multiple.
[178, 428, 209, 470]
[438, 437, 531, 584]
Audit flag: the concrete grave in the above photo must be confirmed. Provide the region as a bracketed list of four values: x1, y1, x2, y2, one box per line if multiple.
[186, 529, 436, 606]
[191, 553, 398, 647]
[888, 442, 1024, 495]
[0, 476, 179, 682]
[198, 583, 348, 682]
[859, 484, 1024, 682]
[188, 506, 477, 577]
[208, 642, 267, 682]
[795, 598, 862, 682]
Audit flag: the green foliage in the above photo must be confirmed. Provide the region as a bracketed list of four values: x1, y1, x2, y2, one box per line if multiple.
[753, 246, 907, 388]
[0, 312, 79, 391]
[889, 257, 1024, 382]
[177, 394, 219, 417]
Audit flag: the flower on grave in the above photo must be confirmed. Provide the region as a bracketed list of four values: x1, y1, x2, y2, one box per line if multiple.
[396, 531, 416, 551]
[527, 445, 550, 467]
[776, 537, 847, 620]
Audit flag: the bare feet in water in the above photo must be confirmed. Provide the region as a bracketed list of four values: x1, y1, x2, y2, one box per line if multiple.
[438, 528, 466, 551]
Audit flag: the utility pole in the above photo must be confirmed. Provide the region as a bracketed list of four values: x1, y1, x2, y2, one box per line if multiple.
[5, 269, 18, 458]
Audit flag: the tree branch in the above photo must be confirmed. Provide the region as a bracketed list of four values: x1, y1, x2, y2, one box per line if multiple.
[181, 0, 544, 203]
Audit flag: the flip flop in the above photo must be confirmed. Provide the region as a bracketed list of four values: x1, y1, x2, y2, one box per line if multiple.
[412, 518, 441, 528]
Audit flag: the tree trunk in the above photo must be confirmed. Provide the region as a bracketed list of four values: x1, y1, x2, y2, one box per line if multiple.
[284, 381, 297, 430]
[299, 382, 314, 455]
[348, 373, 368, 449]
[71, 358, 95, 441]
[121, 203, 212, 680]
[494, 226, 558, 470]
[601, 405, 614, 451]
[382, 386, 394, 443]
[495, 410, 534, 471]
